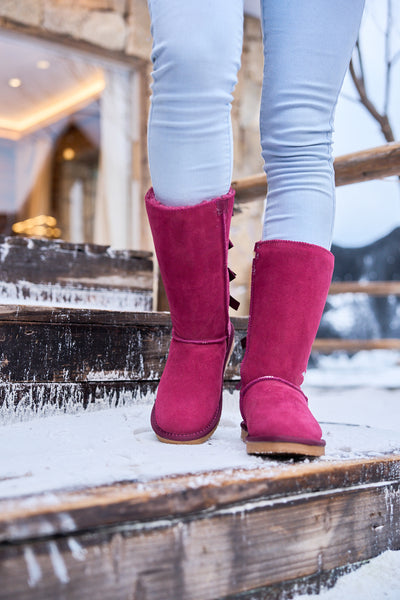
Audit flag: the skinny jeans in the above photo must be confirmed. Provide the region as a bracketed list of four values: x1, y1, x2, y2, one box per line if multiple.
[147, 0, 365, 249]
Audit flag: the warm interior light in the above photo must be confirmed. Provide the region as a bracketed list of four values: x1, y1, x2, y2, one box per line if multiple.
[12, 215, 61, 239]
[62, 147, 76, 161]
[0, 75, 105, 139]
[36, 60, 50, 70]
[8, 78, 22, 88]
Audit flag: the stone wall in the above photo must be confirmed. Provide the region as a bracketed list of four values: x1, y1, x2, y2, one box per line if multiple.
[0, 0, 265, 312]
[0, 0, 152, 54]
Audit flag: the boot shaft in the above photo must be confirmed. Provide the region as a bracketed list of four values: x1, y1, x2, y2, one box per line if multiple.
[241, 240, 334, 387]
[145, 188, 235, 341]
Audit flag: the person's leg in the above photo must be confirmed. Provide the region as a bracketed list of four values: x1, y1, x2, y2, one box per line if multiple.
[240, 1, 365, 456]
[147, 0, 243, 206]
[145, 0, 243, 443]
[260, 0, 365, 249]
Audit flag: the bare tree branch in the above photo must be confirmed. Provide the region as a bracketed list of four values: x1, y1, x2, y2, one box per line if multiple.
[355, 39, 366, 86]
[384, 0, 392, 116]
[349, 58, 395, 143]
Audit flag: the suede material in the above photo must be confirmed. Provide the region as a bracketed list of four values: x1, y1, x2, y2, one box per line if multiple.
[145, 188, 235, 440]
[153, 339, 227, 438]
[240, 240, 334, 444]
[145, 188, 234, 341]
[241, 240, 334, 387]
[241, 379, 323, 444]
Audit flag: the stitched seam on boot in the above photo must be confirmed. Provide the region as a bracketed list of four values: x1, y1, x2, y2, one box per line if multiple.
[241, 375, 308, 402]
[154, 325, 234, 439]
[153, 388, 222, 439]
[172, 334, 227, 345]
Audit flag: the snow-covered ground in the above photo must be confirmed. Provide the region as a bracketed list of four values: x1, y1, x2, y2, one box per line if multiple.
[307, 349, 400, 390]
[295, 550, 400, 600]
[2, 391, 400, 500]
[1, 349, 400, 598]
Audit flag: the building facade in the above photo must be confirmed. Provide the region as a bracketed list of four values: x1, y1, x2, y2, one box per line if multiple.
[0, 0, 266, 311]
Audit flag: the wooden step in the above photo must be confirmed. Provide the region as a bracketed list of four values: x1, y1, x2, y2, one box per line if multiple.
[1, 306, 398, 420]
[1, 306, 400, 597]
[0, 235, 153, 311]
[0, 307, 246, 416]
[0, 430, 399, 600]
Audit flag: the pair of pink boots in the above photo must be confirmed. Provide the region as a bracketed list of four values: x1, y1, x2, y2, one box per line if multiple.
[146, 188, 334, 457]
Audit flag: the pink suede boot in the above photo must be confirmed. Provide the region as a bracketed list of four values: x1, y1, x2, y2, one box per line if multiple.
[240, 240, 334, 456]
[145, 188, 236, 444]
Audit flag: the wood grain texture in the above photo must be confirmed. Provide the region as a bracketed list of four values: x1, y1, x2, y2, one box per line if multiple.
[334, 142, 400, 187]
[1, 307, 398, 416]
[329, 281, 400, 296]
[0, 236, 152, 287]
[1, 455, 399, 543]
[232, 142, 400, 202]
[0, 309, 247, 387]
[313, 338, 400, 352]
[0, 456, 399, 600]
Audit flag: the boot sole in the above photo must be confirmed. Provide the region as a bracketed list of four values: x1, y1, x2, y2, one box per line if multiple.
[152, 328, 236, 445]
[241, 427, 325, 457]
[155, 422, 219, 445]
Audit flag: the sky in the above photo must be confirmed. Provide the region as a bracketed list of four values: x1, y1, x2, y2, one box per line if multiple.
[244, 0, 400, 248]
[333, 0, 400, 247]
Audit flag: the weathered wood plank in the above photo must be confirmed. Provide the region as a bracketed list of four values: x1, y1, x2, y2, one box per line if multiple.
[1, 307, 397, 417]
[0, 305, 170, 325]
[1, 456, 399, 543]
[313, 338, 400, 352]
[329, 281, 400, 296]
[232, 142, 400, 202]
[0, 236, 153, 310]
[0, 457, 399, 600]
[334, 142, 400, 187]
[0, 308, 246, 387]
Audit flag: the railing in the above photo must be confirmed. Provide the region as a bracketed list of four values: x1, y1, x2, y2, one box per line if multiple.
[232, 141, 400, 352]
[232, 141, 400, 202]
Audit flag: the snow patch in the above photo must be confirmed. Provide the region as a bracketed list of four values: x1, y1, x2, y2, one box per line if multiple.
[1, 389, 400, 500]
[0, 383, 155, 425]
[48, 542, 69, 584]
[295, 550, 400, 599]
[67, 538, 87, 562]
[24, 546, 42, 588]
[306, 350, 400, 388]
[0, 281, 152, 311]
[0, 241, 11, 263]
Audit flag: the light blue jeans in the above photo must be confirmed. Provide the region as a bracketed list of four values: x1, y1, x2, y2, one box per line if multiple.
[147, 0, 364, 249]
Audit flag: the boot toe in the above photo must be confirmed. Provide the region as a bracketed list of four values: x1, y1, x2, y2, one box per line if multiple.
[241, 378, 323, 446]
[151, 339, 227, 442]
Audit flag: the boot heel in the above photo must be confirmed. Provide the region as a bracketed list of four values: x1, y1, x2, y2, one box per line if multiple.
[245, 439, 325, 457]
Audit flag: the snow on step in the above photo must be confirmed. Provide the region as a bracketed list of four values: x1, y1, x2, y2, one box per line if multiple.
[0, 235, 153, 311]
[1, 388, 400, 600]
[1, 391, 400, 499]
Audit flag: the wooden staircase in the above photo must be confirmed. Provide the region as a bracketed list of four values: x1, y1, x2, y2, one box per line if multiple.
[1, 447, 399, 599]
[1, 306, 400, 599]
[1, 142, 400, 598]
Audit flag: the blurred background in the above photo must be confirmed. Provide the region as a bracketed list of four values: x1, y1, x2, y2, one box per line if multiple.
[0, 0, 399, 321]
